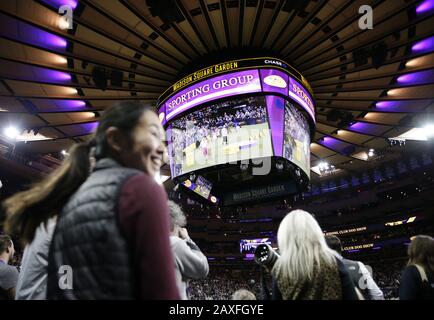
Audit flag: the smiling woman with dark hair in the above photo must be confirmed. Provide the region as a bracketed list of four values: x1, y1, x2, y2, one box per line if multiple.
[4, 101, 179, 300]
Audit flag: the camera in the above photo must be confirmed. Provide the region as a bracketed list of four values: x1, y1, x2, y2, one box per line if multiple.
[254, 244, 279, 270]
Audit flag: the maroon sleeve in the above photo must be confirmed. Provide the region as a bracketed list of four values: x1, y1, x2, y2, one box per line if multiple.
[118, 173, 180, 300]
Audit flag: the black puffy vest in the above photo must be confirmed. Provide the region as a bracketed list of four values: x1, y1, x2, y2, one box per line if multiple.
[47, 158, 142, 299]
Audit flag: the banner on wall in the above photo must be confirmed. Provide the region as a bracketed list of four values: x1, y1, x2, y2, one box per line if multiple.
[223, 181, 297, 206]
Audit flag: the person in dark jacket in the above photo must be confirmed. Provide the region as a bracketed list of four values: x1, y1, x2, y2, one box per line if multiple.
[3, 101, 179, 300]
[271, 210, 358, 300]
[399, 235, 434, 300]
[325, 235, 384, 300]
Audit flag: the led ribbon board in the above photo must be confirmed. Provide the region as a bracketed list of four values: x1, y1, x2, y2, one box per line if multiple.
[158, 58, 315, 126]
[158, 57, 313, 99]
[164, 69, 262, 122]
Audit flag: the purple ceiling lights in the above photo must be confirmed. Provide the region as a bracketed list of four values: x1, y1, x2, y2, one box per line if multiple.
[412, 36, 434, 54]
[40, 0, 78, 10]
[416, 0, 434, 14]
[397, 69, 434, 85]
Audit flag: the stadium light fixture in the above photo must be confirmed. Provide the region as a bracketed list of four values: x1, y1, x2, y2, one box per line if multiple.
[390, 125, 434, 142]
[412, 36, 434, 53]
[423, 124, 434, 138]
[416, 0, 434, 14]
[65, 88, 78, 95]
[405, 57, 423, 68]
[4, 126, 20, 139]
[54, 55, 68, 64]
[318, 161, 329, 170]
[311, 162, 340, 176]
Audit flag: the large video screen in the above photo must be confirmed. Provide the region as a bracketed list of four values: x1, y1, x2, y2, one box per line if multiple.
[181, 176, 219, 204]
[193, 175, 213, 199]
[283, 101, 311, 177]
[169, 96, 273, 178]
[240, 238, 272, 255]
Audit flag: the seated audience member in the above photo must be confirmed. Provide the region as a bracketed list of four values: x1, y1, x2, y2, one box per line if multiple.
[232, 289, 256, 300]
[0, 235, 19, 300]
[168, 201, 209, 299]
[4, 101, 179, 300]
[325, 235, 384, 300]
[399, 235, 434, 300]
[272, 210, 358, 300]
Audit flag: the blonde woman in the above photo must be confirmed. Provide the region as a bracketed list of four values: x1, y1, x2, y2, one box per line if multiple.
[272, 210, 358, 300]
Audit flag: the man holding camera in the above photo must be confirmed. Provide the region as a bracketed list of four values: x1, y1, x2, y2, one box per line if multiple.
[168, 201, 209, 299]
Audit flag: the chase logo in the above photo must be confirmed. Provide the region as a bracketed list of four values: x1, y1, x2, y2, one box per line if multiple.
[264, 59, 287, 68]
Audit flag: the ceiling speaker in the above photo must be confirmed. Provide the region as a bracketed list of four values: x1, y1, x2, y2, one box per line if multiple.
[110, 70, 123, 87]
[372, 42, 388, 69]
[353, 48, 369, 67]
[146, 0, 184, 23]
[283, 0, 309, 11]
[92, 67, 108, 91]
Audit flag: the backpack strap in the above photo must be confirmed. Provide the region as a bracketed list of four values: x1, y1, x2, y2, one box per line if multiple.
[414, 264, 428, 282]
[354, 287, 365, 300]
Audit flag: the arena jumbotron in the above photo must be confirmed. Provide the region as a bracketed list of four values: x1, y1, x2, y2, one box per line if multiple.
[0, 0, 433, 307]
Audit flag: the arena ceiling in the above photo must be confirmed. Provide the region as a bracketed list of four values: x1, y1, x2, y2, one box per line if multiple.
[0, 0, 434, 180]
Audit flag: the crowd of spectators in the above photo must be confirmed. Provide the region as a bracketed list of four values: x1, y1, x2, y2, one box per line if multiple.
[369, 259, 406, 299]
[2, 244, 406, 300]
[188, 267, 267, 300]
[187, 258, 408, 300]
[2, 216, 432, 300]
[172, 96, 267, 132]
